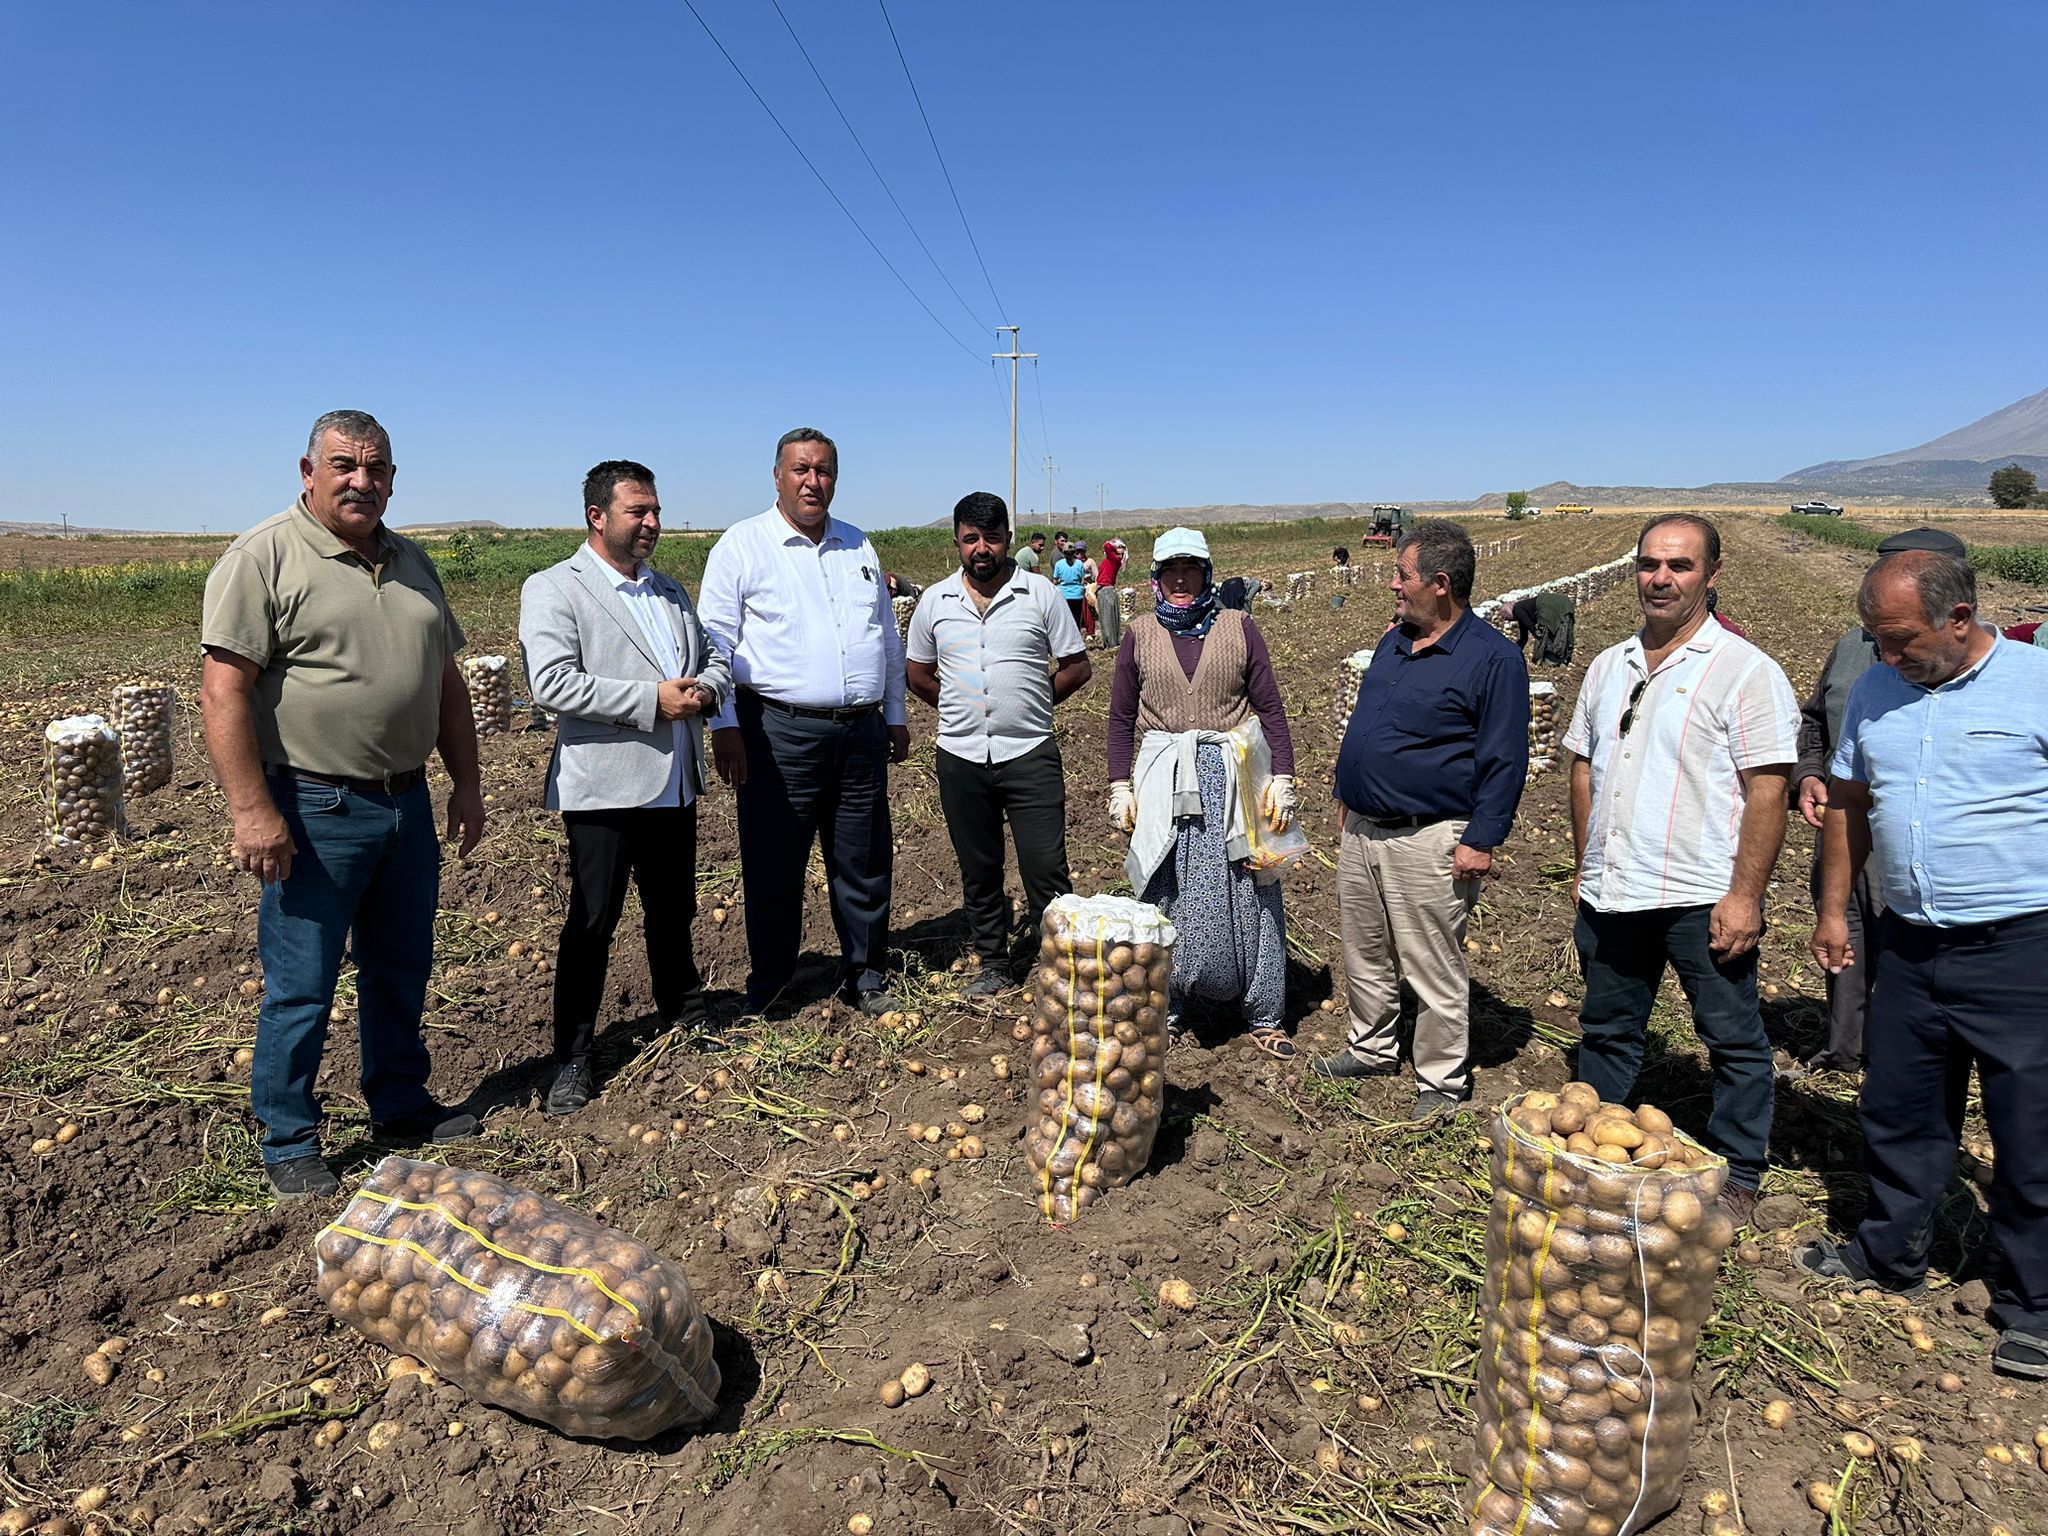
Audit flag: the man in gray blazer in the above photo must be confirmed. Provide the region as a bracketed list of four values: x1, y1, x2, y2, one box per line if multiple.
[519, 460, 732, 1115]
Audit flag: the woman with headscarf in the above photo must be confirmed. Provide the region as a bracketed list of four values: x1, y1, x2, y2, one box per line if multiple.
[1106, 528, 1299, 1057]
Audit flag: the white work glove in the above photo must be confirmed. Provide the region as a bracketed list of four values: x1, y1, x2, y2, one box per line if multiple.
[1260, 775, 1298, 832]
[1108, 780, 1138, 834]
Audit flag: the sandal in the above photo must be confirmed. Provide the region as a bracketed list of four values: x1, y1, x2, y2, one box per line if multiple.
[1993, 1328, 2048, 1380]
[1249, 1027, 1296, 1061]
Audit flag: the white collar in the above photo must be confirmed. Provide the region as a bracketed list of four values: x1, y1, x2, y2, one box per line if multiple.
[609, 561, 656, 591]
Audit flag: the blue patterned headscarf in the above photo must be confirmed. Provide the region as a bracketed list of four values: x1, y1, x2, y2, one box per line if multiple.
[1152, 561, 1220, 638]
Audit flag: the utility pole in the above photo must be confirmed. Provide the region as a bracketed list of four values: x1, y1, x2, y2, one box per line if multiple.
[1043, 456, 1056, 529]
[993, 326, 1036, 519]
[1097, 484, 1104, 529]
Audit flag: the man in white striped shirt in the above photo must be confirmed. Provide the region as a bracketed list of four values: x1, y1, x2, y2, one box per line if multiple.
[1562, 514, 1799, 1222]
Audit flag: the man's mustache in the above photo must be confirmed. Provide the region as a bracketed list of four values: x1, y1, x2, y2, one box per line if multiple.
[338, 490, 378, 505]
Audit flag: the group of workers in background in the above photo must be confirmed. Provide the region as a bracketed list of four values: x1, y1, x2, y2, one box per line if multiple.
[198, 407, 2047, 1379]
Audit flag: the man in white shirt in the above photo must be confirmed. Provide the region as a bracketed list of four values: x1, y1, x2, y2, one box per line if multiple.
[906, 493, 1091, 995]
[519, 462, 731, 1114]
[1561, 514, 1798, 1223]
[699, 429, 911, 1016]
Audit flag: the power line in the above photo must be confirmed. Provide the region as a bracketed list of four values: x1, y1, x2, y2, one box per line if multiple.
[767, 0, 993, 336]
[679, 0, 983, 363]
[876, 0, 1007, 322]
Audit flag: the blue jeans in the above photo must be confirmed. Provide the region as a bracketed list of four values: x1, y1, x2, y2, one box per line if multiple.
[252, 773, 441, 1163]
[1572, 901, 1774, 1190]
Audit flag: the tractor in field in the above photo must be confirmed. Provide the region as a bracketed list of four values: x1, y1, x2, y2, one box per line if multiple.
[1365, 504, 1408, 546]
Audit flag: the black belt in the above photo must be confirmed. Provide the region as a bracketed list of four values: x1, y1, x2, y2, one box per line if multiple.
[1360, 812, 1449, 830]
[1890, 907, 2048, 947]
[268, 763, 425, 796]
[743, 688, 881, 724]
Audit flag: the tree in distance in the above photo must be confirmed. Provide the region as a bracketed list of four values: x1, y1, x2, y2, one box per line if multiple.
[1989, 463, 2037, 509]
[1504, 491, 1532, 520]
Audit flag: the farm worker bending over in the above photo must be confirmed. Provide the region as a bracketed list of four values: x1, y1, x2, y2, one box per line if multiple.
[517, 460, 731, 1118]
[905, 492, 1091, 995]
[1801, 551, 2048, 1380]
[697, 428, 910, 1019]
[1107, 527, 1299, 1059]
[1790, 526, 1968, 1074]
[1315, 521, 1530, 1119]
[1561, 513, 1798, 1228]
[198, 410, 485, 1200]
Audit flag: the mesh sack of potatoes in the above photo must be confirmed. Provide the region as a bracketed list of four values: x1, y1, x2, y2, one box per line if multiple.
[891, 594, 917, 642]
[1528, 682, 1559, 774]
[315, 1156, 721, 1440]
[462, 655, 514, 737]
[1021, 894, 1177, 1224]
[1468, 1085, 1736, 1536]
[1117, 586, 1137, 621]
[112, 680, 176, 798]
[45, 714, 126, 847]
[1333, 648, 1374, 735]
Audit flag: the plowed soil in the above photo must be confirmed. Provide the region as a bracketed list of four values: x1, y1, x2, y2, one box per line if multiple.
[2, 514, 2044, 1536]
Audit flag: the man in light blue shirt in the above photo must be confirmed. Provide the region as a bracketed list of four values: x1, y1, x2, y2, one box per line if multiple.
[1802, 549, 2048, 1378]
[698, 428, 910, 1018]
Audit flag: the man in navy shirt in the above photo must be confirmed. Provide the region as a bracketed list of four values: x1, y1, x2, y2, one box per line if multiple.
[1314, 521, 1530, 1117]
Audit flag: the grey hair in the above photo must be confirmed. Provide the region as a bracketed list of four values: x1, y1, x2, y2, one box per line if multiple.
[1860, 551, 1977, 626]
[1396, 519, 1477, 604]
[775, 426, 837, 467]
[307, 409, 391, 459]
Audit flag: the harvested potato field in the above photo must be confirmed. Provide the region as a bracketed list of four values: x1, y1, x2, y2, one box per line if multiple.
[2, 512, 2045, 1536]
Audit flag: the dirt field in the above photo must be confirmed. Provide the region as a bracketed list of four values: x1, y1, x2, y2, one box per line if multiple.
[2, 514, 2044, 1536]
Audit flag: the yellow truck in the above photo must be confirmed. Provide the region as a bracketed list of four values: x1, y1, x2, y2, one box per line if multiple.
[1551, 503, 1594, 517]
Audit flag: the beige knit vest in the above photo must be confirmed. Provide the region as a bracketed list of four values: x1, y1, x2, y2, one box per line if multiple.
[1132, 609, 1253, 736]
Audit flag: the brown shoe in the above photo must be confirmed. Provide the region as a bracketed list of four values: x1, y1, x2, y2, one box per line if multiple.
[1718, 1182, 1760, 1229]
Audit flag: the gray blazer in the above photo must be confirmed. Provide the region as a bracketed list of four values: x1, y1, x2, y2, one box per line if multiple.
[518, 545, 733, 813]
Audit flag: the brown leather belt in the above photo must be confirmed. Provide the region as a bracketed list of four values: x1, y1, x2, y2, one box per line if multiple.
[268, 763, 425, 796]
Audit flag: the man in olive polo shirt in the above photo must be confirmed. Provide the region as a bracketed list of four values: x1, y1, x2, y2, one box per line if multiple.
[199, 409, 487, 1199]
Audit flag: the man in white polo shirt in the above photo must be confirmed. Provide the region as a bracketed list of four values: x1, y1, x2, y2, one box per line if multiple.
[905, 492, 1092, 995]
[698, 428, 910, 1017]
[1562, 513, 1798, 1223]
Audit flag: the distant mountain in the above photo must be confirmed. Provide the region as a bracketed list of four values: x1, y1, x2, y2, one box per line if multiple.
[1783, 385, 2048, 496]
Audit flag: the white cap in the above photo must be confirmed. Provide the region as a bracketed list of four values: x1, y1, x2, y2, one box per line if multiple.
[1152, 527, 1210, 566]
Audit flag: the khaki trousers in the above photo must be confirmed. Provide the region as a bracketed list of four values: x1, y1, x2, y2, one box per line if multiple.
[1337, 811, 1479, 1095]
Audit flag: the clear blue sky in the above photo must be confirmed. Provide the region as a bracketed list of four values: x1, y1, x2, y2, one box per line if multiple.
[2, 1, 2041, 532]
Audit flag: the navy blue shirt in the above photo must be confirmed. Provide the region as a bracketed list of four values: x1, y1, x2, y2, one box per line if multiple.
[1335, 607, 1531, 848]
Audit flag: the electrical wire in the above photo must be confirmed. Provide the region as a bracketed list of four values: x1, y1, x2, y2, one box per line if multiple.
[679, 0, 984, 363]
[876, 0, 1007, 322]
[767, 0, 994, 337]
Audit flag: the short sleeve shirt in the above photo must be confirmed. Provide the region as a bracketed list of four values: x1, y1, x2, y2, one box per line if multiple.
[905, 567, 1083, 763]
[1564, 617, 1799, 912]
[201, 499, 464, 779]
[1831, 636, 2048, 926]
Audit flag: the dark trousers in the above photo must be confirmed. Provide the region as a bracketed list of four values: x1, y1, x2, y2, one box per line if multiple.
[1573, 901, 1774, 1190]
[934, 740, 1073, 966]
[1813, 864, 1882, 1068]
[553, 804, 700, 1063]
[734, 691, 891, 1009]
[1851, 908, 2048, 1331]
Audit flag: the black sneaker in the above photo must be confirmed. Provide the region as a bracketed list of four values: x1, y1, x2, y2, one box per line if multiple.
[664, 989, 711, 1033]
[1310, 1051, 1401, 1082]
[1794, 1237, 1928, 1298]
[849, 988, 900, 1018]
[371, 1102, 482, 1145]
[266, 1154, 340, 1200]
[960, 970, 1009, 1000]
[544, 1060, 594, 1117]
[1411, 1089, 1471, 1121]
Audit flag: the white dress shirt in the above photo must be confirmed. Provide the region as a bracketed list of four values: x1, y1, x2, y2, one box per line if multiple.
[905, 566, 1082, 763]
[1563, 616, 1798, 912]
[698, 507, 907, 731]
[612, 564, 691, 808]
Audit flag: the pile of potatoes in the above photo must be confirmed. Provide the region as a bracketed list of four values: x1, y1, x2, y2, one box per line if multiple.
[112, 680, 176, 798]
[1468, 1086, 1736, 1536]
[1529, 682, 1559, 772]
[315, 1156, 721, 1440]
[44, 715, 125, 847]
[461, 655, 514, 737]
[1021, 895, 1176, 1223]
